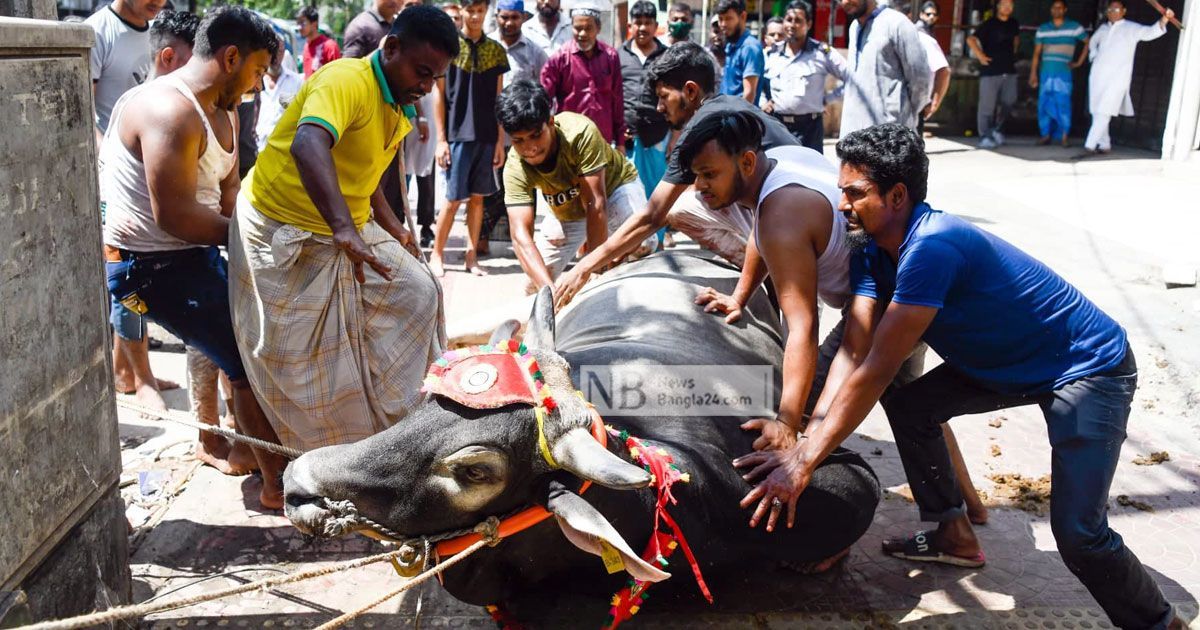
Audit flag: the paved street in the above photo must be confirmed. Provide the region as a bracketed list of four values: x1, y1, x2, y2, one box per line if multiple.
[118, 136, 1200, 628]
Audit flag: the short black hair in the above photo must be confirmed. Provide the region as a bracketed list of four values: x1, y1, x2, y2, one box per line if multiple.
[676, 110, 764, 174]
[389, 4, 461, 58]
[835, 123, 929, 204]
[195, 6, 279, 60]
[766, 15, 784, 26]
[497, 79, 553, 133]
[150, 10, 200, 55]
[715, 0, 745, 14]
[920, 0, 939, 12]
[669, 1, 691, 14]
[630, 0, 657, 20]
[646, 41, 715, 95]
[462, 0, 488, 8]
[296, 6, 318, 21]
[785, 0, 813, 21]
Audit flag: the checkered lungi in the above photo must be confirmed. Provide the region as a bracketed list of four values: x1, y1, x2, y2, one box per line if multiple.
[229, 194, 446, 451]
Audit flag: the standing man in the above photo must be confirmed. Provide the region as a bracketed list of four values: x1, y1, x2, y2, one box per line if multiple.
[914, 3, 951, 134]
[101, 7, 285, 507]
[763, 0, 850, 152]
[499, 81, 652, 290]
[620, 0, 671, 194]
[667, 2, 695, 44]
[231, 6, 459, 454]
[1085, 0, 1171, 154]
[763, 16, 786, 49]
[148, 10, 199, 77]
[735, 122, 1185, 630]
[715, 0, 766, 103]
[540, 5, 625, 145]
[1030, 0, 1088, 146]
[428, 0, 509, 276]
[967, 0, 1020, 149]
[524, 0, 573, 55]
[255, 36, 304, 151]
[296, 6, 341, 77]
[494, 0, 550, 86]
[554, 43, 800, 305]
[343, 0, 402, 58]
[87, 0, 174, 412]
[838, 0, 931, 136]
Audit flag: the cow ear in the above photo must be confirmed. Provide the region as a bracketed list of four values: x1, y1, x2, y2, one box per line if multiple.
[545, 481, 671, 583]
[488, 319, 522, 346]
[524, 286, 556, 351]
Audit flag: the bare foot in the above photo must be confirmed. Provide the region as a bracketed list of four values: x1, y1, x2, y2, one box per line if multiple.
[468, 263, 489, 276]
[968, 504, 989, 526]
[429, 256, 446, 277]
[227, 441, 259, 475]
[195, 438, 243, 475]
[134, 383, 168, 414]
[260, 474, 285, 510]
[155, 378, 181, 391]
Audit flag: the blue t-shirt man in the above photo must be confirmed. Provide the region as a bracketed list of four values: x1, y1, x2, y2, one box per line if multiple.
[721, 29, 766, 100]
[1035, 19, 1087, 78]
[851, 203, 1127, 394]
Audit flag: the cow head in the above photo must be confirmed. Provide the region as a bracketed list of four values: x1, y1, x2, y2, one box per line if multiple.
[283, 288, 670, 582]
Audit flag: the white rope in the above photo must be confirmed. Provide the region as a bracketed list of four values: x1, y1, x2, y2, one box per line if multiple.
[115, 398, 304, 459]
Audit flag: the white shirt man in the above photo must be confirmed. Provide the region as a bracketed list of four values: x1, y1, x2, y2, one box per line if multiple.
[1084, 1, 1171, 153]
[255, 66, 303, 151]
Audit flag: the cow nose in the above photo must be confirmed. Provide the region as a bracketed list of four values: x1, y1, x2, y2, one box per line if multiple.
[282, 456, 329, 535]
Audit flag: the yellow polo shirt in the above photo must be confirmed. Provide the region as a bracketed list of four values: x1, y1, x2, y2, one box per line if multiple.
[245, 52, 411, 235]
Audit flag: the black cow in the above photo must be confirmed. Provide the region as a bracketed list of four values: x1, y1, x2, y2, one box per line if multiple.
[283, 252, 880, 622]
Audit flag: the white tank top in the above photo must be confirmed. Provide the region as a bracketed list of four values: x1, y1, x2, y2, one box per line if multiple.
[754, 146, 851, 309]
[101, 75, 237, 252]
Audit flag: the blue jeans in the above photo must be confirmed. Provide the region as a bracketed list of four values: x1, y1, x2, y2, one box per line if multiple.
[881, 345, 1173, 629]
[106, 247, 246, 381]
[109, 295, 146, 341]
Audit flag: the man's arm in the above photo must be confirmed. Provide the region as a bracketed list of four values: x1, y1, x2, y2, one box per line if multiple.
[291, 123, 391, 282]
[806, 293, 882, 428]
[1029, 42, 1043, 86]
[928, 67, 951, 117]
[741, 47, 765, 103]
[1071, 36, 1090, 68]
[494, 74, 508, 168]
[741, 75, 760, 103]
[896, 22, 932, 115]
[736, 301, 938, 530]
[138, 97, 230, 246]
[508, 203, 555, 288]
[218, 109, 241, 219]
[577, 169, 609, 253]
[553, 178, 687, 308]
[966, 33, 991, 65]
[341, 21, 367, 58]
[369, 180, 413, 247]
[695, 235, 767, 324]
[433, 77, 450, 168]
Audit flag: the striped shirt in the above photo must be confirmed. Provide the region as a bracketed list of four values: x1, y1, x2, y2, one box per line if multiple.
[1035, 19, 1087, 76]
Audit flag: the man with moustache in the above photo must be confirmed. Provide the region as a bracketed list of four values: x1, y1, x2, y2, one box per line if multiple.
[524, 0, 573, 54]
[733, 123, 1184, 630]
[100, 7, 284, 507]
[715, 0, 766, 103]
[229, 6, 459, 455]
[837, 0, 931, 135]
[540, 4, 625, 145]
[666, 2, 695, 45]
[494, 0, 550, 86]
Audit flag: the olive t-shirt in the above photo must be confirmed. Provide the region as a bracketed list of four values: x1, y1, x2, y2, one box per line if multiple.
[503, 112, 638, 222]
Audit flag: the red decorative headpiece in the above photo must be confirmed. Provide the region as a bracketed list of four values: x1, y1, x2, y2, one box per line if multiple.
[421, 339, 557, 412]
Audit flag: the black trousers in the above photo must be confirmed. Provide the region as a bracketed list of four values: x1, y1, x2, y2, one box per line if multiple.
[772, 112, 824, 153]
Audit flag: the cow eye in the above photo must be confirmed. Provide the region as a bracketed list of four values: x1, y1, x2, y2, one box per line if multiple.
[459, 464, 494, 484]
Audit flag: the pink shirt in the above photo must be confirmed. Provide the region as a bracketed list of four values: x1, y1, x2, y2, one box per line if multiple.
[540, 39, 625, 144]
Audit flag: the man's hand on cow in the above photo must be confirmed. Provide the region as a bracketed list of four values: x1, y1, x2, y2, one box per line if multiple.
[333, 227, 392, 283]
[694, 287, 744, 324]
[554, 267, 591, 310]
[733, 445, 813, 532]
[741, 418, 797, 451]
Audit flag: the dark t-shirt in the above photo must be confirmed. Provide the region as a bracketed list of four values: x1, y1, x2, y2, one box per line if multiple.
[974, 17, 1020, 76]
[663, 94, 797, 185]
[445, 34, 510, 143]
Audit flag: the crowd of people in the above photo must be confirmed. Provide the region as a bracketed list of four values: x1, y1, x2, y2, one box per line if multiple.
[83, 0, 1184, 627]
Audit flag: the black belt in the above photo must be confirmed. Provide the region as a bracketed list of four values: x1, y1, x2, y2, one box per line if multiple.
[772, 112, 822, 124]
[103, 244, 206, 262]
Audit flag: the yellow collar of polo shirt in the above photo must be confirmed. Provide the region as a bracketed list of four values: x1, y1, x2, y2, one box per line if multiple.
[370, 50, 398, 106]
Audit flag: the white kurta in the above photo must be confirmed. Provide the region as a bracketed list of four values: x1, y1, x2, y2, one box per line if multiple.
[1087, 18, 1166, 117]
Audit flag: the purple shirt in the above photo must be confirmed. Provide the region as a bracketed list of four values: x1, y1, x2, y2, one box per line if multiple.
[540, 39, 624, 144]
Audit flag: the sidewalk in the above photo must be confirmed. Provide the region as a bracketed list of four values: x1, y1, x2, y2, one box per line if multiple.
[119, 136, 1200, 628]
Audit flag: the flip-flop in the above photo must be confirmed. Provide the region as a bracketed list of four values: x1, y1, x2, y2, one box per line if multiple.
[882, 530, 986, 568]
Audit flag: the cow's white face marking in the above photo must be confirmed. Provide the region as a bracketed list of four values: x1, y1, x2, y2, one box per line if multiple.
[430, 446, 510, 513]
[460, 364, 498, 394]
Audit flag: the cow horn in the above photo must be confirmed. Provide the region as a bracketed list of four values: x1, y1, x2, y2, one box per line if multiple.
[524, 286, 556, 351]
[488, 319, 522, 345]
[552, 428, 651, 490]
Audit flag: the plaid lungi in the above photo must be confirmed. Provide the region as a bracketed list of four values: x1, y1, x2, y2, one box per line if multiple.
[229, 194, 446, 451]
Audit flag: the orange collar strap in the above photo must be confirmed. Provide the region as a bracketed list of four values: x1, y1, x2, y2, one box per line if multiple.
[435, 404, 608, 557]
